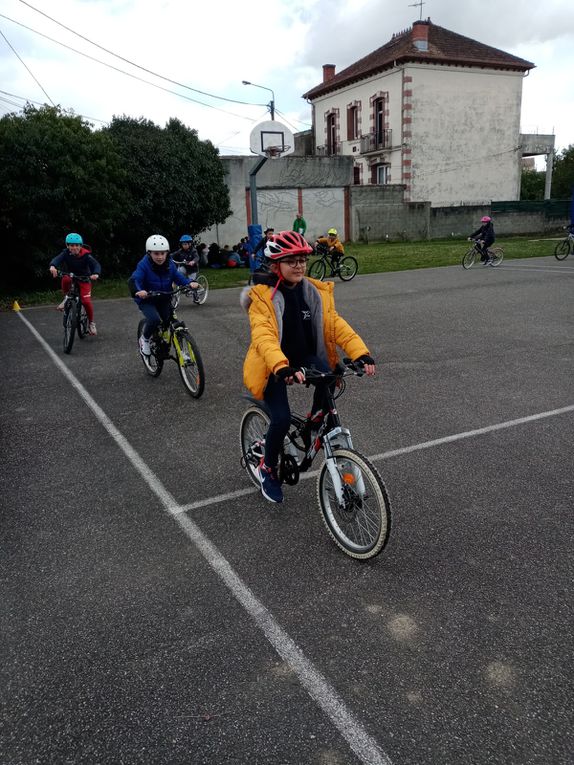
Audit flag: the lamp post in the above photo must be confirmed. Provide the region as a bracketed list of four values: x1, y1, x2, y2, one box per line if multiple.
[242, 80, 275, 120]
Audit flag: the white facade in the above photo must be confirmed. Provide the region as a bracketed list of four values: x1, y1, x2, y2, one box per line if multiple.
[311, 62, 526, 206]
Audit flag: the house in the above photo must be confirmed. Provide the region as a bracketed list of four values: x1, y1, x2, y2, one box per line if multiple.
[302, 19, 553, 206]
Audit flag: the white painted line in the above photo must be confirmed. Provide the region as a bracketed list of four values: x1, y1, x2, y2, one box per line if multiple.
[501, 266, 574, 274]
[17, 311, 391, 765]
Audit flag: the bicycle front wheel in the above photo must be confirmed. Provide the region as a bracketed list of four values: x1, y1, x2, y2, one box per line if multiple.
[195, 275, 209, 304]
[308, 259, 326, 280]
[240, 406, 269, 487]
[176, 331, 205, 398]
[338, 256, 358, 281]
[63, 301, 77, 354]
[77, 302, 89, 339]
[137, 319, 163, 377]
[462, 248, 477, 269]
[554, 239, 571, 260]
[489, 246, 504, 267]
[317, 448, 391, 560]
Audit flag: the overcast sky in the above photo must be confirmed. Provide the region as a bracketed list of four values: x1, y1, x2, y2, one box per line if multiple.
[1, 0, 573, 163]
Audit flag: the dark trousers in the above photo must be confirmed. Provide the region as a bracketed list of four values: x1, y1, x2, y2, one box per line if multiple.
[138, 297, 172, 339]
[263, 355, 332, 469]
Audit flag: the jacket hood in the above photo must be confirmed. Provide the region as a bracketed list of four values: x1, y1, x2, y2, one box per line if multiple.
[240, 276, 332, 313]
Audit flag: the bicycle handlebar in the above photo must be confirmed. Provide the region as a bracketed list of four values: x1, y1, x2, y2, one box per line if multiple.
[301, 358, 367, 383]
[55, 270, 93, 282]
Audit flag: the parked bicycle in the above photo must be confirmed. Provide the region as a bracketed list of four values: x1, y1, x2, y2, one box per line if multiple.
[554, 228, 574, 260]
[308, 242, 358, 281]
[240, 359, 391, 560]
[57, 271, 92, 354]
[171, 275, 209, 311]
[137, 287, 205, 398]
[461, 240, 504, 269]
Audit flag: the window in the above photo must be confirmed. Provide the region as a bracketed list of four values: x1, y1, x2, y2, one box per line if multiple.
[347, 105, 359, 141]
[327, 113, 337, 155]
[371, 164, 389, 185]
[374, 98, 385, 146]
[353, 165, 361, 185]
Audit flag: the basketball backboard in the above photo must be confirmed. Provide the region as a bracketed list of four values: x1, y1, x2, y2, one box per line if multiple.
[249, 120, 295, 159]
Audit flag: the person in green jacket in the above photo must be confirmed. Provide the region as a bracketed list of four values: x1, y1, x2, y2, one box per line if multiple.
[292, 213, 307, 235]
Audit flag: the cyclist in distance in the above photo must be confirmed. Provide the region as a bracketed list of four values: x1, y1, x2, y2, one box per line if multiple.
[49, 232, 101, 335]
[315, 228, 345, 269]
[171, 234, 199, 279]
[468, 215, 495, 265]
[131, 234, 199, 357]
[240, 230, 375, 504]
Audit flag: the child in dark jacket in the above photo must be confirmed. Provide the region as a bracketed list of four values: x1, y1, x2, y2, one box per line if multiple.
[469, 216, 495, 264]
[49, 232, 101, 335]
[131, 234, 198, 356]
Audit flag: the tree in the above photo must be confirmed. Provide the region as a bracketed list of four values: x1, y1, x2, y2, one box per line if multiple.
[552, 145, 574, 200]
[520, 168, 545, 200]
[0, 105, 126, 288]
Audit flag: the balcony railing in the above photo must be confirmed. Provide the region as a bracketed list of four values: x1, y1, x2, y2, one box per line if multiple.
[360, 129, 393, 154]
[316, 142, 342, 157]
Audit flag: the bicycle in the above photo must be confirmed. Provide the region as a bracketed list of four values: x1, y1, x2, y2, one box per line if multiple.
[57, 271, 93, 354]
[308, 243, 358, 282]
[137, 287, 205, 398]
[554, 229, 574, 260]
[461, 239, 504, 269]
[239, 360, 391, 560]
[170, 265, 209, 310]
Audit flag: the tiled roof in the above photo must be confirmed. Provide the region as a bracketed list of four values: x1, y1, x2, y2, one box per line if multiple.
[302, 20, 535, 99]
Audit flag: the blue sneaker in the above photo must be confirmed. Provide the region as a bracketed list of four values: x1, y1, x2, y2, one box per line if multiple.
[257, 461, 283, 503]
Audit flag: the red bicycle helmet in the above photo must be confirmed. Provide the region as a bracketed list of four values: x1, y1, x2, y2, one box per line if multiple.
[264, 230, 313, 260]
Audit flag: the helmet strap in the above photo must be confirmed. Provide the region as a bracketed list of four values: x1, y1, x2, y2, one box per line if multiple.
[270, 271, 284, 300]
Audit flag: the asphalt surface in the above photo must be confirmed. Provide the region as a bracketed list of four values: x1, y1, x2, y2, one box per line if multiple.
[1, 256, 573, 765]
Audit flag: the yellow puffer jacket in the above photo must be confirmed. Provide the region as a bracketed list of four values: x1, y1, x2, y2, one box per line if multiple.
[240, 276, 370, 399]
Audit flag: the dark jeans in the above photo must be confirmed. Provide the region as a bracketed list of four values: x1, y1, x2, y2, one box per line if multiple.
[263, 355, 333, 469]
[138, 297, 172, 339]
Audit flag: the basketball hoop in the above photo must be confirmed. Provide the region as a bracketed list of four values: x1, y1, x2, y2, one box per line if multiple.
[263, 144, 291, 159]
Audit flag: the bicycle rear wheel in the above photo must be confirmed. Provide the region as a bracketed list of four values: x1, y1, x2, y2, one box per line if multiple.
[554, 239, 571, 260]
[240, 406, 269, 487]
[194, 275, 209, 304]
[308, 259, 326, 280]
[489, 247, 504, 267]
[63, 301, 77, 354]
[338, 256, 358, 281]
[176, 330, 205, 398]
[317, 448, 391, 560]
[77, 302, 89, 338]
[137, 319, 163, 377]
[462, 248, 477, 269]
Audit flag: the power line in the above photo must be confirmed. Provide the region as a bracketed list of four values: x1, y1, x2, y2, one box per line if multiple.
[0, 13, 261, 123]
[0, 88, 108, 123]
[0, 25, 55, 105]
[18, 0, 261, 109]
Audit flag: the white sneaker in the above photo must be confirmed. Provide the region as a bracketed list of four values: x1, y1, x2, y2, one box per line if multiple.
[139, 335, 150, 356]
[88, 322, 97, 336]
[57, 299, 66, 311]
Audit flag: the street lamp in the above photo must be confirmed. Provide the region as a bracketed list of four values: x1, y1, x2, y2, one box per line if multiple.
[242, 80, 275, 120]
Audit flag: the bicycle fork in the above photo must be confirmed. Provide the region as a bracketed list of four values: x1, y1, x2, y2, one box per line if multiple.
[323, 427, 367, 503]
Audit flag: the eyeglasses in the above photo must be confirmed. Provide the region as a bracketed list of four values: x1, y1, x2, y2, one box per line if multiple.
[281, 258, 308, 267]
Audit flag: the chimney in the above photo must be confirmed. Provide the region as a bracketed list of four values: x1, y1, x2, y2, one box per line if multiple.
[412, 20, 429, 52]
[323, 64, 336, 83]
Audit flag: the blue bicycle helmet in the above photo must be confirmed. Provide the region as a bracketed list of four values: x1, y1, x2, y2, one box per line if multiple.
[65, 232, 83, 245]
[179, 234, 193, 243]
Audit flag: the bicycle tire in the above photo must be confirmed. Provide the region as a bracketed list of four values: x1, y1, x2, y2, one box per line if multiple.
[308, 259, 326, 280]
[63, 301, 77, 354]
[77, 302, 89, 338]
[137, 319, 163, 377]
[554, 239, 571, 261]
[240, 406, 269, 487]
[462, 247, 477, 269]
[195, 274, 209, 305]
[176, 330, 205, 398]
[338, 256, 358, 281]
[489, 246, 504, 267]
[317, 448, 391, 560]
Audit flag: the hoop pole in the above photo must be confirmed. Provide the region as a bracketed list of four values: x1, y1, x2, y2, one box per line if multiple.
[249, 156, 268, 226]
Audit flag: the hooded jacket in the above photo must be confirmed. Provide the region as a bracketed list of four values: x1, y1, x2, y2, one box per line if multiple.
[50, 247, 101, 277]
[130, 254, 190, 304]
[240, 276, 370, 399]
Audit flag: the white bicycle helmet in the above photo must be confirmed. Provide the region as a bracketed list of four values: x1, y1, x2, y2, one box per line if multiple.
[146, 234, 170, 252]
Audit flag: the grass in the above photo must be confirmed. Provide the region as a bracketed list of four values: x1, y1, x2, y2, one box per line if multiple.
[2, 234, 566, 310]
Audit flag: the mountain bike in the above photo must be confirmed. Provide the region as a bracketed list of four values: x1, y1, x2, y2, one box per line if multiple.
[170, 268, 209, 310]
[137, 288, 205, 398]
[240, 360, 391, 560]
[57, 271, 92, 354]
[308, 243, 358, 282]
[461, 240, 504, 269]
[554, 229, 574, 260]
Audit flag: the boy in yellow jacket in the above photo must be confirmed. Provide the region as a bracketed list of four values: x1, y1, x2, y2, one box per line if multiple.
[240, 231, 375, 503]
